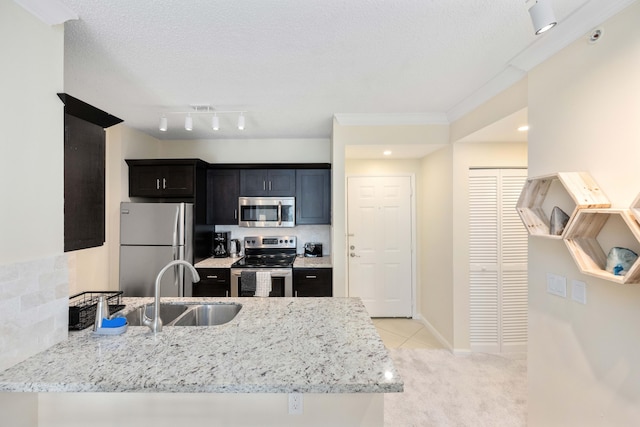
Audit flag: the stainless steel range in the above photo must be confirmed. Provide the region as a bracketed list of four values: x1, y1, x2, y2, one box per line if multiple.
[230, 236, 297, 297]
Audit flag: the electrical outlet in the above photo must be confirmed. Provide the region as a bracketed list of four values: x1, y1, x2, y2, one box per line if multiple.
[288, 393, 303, 415]
[572, 280, 587, 304]
[546, 273, 567, 298]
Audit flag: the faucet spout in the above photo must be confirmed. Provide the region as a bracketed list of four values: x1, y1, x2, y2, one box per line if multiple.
[143, 260, 200, 333]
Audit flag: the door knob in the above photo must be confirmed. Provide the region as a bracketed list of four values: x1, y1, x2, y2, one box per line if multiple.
[350, 245, 355, 250]
[350, 253, 360, 257]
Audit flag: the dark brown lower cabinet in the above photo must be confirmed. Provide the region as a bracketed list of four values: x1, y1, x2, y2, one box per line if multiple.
[194, 268, 230, 297]
[293, 268, 333, 297]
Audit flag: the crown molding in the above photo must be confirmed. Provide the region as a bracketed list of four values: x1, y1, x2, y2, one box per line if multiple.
[14, 0, 78, 25]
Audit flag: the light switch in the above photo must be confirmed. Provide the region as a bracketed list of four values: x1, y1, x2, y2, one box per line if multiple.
[546, 273, 567, 298]
[572, 280, 587, 304]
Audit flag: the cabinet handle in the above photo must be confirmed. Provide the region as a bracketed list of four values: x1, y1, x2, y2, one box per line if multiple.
[263, 181, 266, 191]
[295, 291, 298, 297]
[156, 179, 160, 190]
[162, 178, 167, 189]
[207, 275, 218, 279]
[234, 209, 237, 220]
[226, 290, 229, 297]
[269, 181, 272, 191]
[305, 275, 317, 279]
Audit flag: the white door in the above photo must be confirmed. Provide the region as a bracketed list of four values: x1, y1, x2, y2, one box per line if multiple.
[469, 169, 528, 353]
[347, 176, 412, 317]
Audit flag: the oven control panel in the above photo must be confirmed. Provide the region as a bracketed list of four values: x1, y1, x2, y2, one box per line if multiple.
[244, 236, 297, 249]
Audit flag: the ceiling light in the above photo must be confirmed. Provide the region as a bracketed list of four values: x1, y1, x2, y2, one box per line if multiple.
[158, 105, 247, 133]
[237, 113, 245, 130]
[518, 125, 529, 132]
[383, 150, 392, 156]
[526, 0, 557, 35]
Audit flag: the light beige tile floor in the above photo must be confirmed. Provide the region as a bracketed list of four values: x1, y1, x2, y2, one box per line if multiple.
[373, 318, 445, 349]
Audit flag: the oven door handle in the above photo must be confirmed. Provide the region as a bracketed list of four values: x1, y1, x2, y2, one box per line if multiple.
[278, 201, 282, 226]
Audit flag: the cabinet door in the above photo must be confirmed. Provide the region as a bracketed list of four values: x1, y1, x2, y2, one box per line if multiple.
[194, 268, 230, 297]
[161, 165, 194, 196]
[129, 164, 194, 197]
[267, 169, 296, 196]
[208, 169, 240, 224]
[240, 169, 296, 196]
[296, 169, 331, 224]
[129, 165, 164, 197]
[293, 268, 332, 297]
[240, 169, 269, 196]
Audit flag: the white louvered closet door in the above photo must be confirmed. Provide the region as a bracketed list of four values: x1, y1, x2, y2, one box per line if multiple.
[469, 169, 528, 353]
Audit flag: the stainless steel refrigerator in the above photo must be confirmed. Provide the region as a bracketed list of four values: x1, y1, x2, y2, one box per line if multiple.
[119, 202, 194, 297]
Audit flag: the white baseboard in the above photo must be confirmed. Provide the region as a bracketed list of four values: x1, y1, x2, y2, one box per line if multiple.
[412, 314, 454, 352]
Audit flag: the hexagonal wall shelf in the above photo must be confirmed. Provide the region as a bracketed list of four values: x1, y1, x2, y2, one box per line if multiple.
[516, 172, 610, 239]
[631, 192, 640, 224]
[563, 209, 640, 284]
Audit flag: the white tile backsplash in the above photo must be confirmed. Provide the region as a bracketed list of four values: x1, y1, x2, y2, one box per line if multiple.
[215, 224, 331, 256]
[0, 254, 69, 371]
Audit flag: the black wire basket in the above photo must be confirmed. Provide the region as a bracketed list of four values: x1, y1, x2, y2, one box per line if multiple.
[68, 291, 125, 330]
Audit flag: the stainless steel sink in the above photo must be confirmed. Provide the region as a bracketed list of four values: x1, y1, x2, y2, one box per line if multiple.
[172, 303, 242, 326]
[122, 303, 241, 327]
[124, 304, 191, 326]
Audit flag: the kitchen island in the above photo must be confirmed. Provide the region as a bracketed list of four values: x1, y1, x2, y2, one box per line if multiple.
[0, 297, 401, 426]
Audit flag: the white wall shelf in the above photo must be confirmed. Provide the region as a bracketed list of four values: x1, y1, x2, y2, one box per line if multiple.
[516, 172, 610, 239]
[630, 192, 640, 224]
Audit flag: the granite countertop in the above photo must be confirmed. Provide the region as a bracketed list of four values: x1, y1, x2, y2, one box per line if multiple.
[194, 257, 239, 268]
[293, 255, 332, 268]
[195, 256, 333, 269]
[0, 297, 401, 394]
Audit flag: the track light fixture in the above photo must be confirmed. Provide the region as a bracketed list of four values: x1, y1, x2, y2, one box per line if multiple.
[158, 105, 247, 133]
[159, 116, 168, 132]
[526, 0, 557, 35]
[237, 113, 245, 130]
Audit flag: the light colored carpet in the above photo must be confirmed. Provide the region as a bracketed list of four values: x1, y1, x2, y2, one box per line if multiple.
[385, 349, 527, 427]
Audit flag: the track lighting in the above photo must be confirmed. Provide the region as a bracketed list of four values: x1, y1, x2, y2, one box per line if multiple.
[158, 105, 247, 133]
[526, 0, 557, 35]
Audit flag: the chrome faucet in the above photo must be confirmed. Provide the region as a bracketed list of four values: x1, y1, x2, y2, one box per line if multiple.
[143, 260, 200, 333]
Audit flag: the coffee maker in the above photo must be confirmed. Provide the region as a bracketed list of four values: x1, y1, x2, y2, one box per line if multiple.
[211, 232, 230, 258]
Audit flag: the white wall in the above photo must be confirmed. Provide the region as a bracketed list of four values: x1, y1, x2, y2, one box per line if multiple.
[0, 1, 68, 375]
[527, 3, 640, 426]
[158, 138, 330, 163]
[419, 146, 454, 346]
[0, 3, 64, 264]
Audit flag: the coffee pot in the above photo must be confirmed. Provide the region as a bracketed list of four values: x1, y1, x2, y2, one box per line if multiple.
[229, 239, 241, 258]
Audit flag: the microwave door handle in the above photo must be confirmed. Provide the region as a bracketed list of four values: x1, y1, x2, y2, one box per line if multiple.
[278, 201, 282, 226]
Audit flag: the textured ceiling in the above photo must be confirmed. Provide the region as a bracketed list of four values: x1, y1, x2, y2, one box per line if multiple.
[57, 0, 634, 144]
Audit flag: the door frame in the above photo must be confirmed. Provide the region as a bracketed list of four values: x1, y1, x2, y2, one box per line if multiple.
[345, 173, 417, 318]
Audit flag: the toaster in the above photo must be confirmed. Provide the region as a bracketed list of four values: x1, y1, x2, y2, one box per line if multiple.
[303, 242, 323, 257]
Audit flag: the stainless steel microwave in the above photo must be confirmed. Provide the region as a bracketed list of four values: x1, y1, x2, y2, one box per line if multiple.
[238, 197, 295, 227]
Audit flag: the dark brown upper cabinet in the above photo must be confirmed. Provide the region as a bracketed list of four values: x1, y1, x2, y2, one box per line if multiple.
[207, 168, 240, 225]
[240, 169, 295, 196]
[58, 93, 122, 252]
